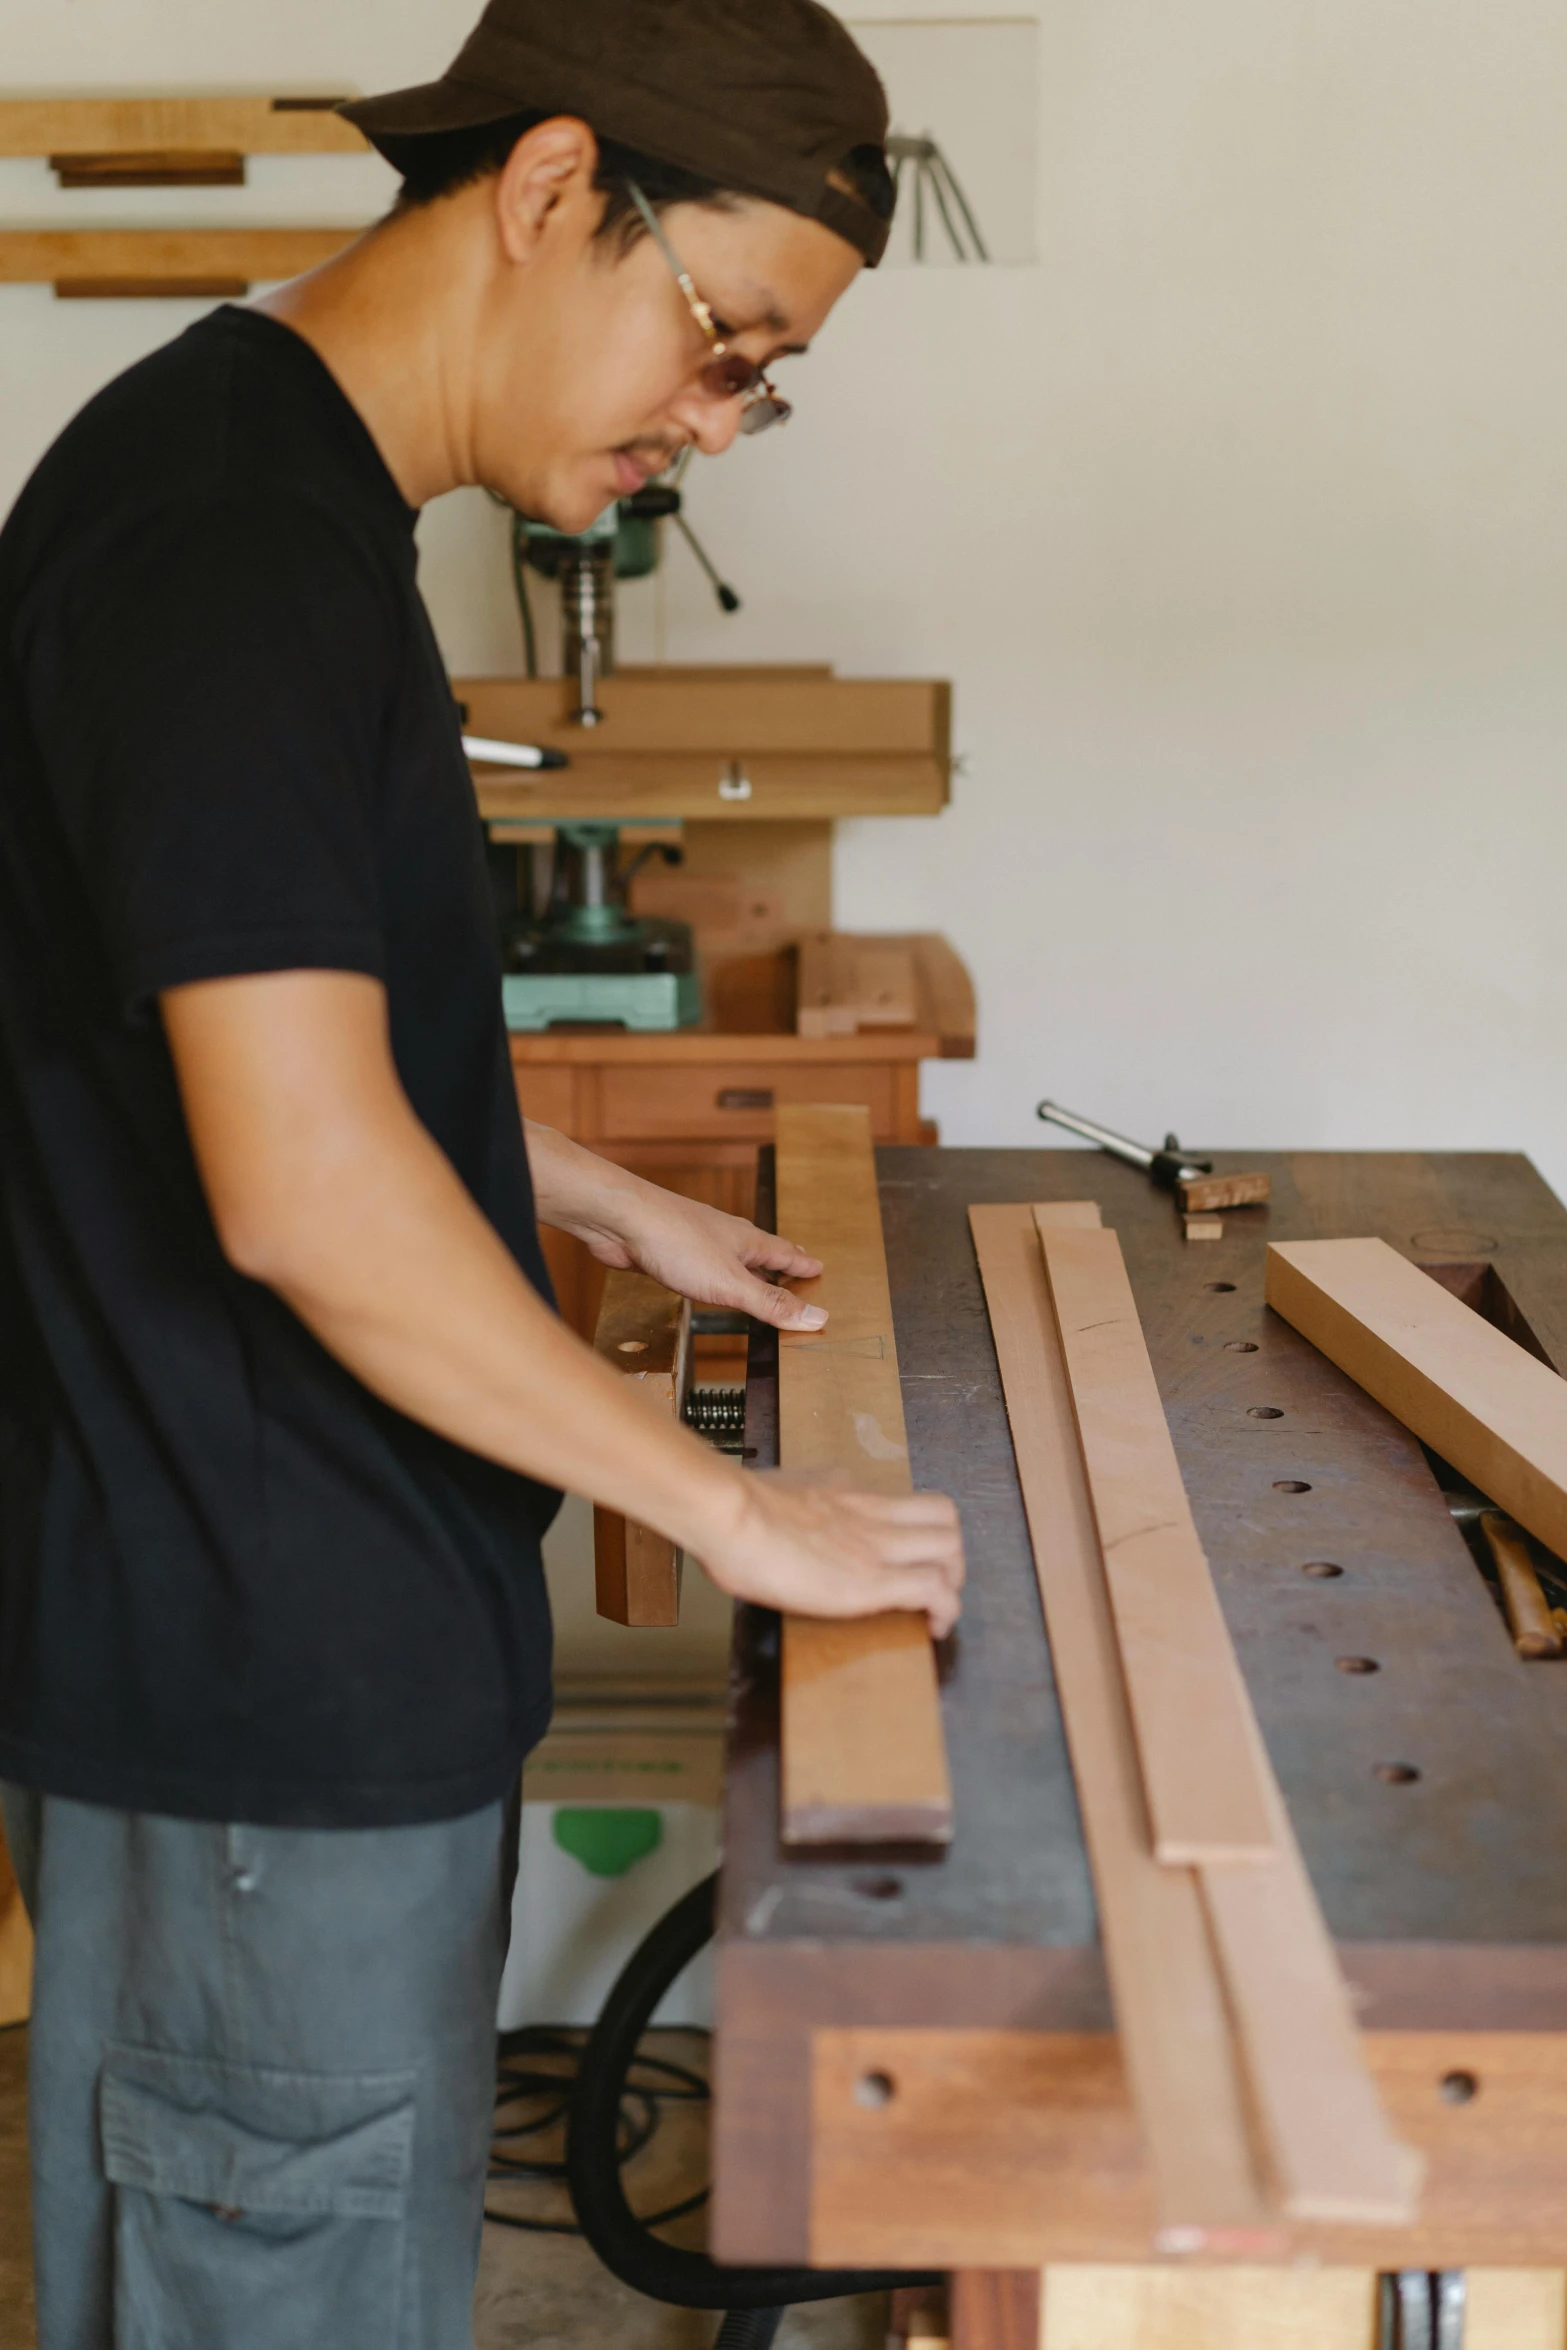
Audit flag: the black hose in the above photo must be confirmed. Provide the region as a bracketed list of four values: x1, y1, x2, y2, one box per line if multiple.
[566, 1871, 941, 2311]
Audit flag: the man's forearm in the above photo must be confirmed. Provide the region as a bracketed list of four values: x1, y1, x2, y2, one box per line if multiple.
[164, 978, 745, 1553]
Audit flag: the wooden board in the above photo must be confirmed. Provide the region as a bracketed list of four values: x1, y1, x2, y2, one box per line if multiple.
[1035, 1219, 1277, 1867]
[0, 228, 358, 291]
[776, 1105, 952, 1845]
[590, 1269, 690, 1627]
[950, 2271, 1041, 2350]
[1267, 1237, 1567, 1562]
[1039, 2266, 1377, 2350]
[969, 1204, 1268, 2246]
[1463, 2271, 1567, 2350]
[0, 1819, 32, 2028]
[0, 95, 368, 156]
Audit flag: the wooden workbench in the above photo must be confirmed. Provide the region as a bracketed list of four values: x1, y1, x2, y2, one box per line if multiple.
[713, 1148, 1567, 2334]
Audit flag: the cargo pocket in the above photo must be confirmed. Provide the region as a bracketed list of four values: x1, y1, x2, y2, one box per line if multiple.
[100, 2043, 417, 2350]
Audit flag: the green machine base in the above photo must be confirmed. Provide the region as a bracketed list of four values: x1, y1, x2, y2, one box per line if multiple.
[502, 969, 701, 1033]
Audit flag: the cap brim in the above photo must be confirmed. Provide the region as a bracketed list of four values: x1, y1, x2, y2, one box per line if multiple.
[338, 77, 527, 145]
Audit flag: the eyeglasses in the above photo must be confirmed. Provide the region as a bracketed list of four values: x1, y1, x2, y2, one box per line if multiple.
[626, 181, 792, 437]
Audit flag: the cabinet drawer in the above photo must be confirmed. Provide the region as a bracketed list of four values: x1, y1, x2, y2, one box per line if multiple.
[513, 1066, 577, 1133]
[599, 1063, 896, 1142]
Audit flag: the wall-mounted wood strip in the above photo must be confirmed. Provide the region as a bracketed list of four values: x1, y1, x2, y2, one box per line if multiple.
[777, 1105, 952, 1845]
[1267, 1236, 1567, 1561]
[1035, 1219, 1277, 1866]
[0, 228, 358, 292]
[0, 96, 368, 157]
[591, 1269, 691, 1628]
[970, 1204, 1269, 2245]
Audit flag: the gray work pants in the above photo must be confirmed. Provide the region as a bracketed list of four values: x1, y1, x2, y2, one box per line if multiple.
[2, 1783, 514, 2350]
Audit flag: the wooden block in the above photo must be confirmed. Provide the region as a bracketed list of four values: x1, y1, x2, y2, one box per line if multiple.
[1184, 1216, 1224, 1242]
[1176, 1171, 1271, 1214]
[0, 1818, 33, 2028]
[1033, 1218, 1277, 1866]
[796, 930, 858, 1037]
[969, 1205, 1268, 2246]
[1462, 2271, 1567, 2350]
[950, 2271, 1041, 2350]
[1266, 1238, 1567, 1562]
[590, 1268, 690, 1628]
[777, 1105, 952, 1845]
[1039, 2266, 1378, 2350]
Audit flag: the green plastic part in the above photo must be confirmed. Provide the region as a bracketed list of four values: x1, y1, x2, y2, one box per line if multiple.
[552, 1808, 665, 1878]
[501, 970, 700, 1032]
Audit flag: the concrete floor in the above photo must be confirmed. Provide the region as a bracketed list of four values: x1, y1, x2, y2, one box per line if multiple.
[0, 2024, 886, 2350]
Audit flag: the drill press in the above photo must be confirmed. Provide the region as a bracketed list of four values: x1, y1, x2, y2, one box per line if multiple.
[488, 481, 738, 1031]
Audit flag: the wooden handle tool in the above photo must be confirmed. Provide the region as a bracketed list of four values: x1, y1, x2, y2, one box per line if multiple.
[1480, 1511, 1565, 1658]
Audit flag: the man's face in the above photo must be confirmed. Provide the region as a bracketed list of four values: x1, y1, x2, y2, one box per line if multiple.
[473, 164, 862, 530]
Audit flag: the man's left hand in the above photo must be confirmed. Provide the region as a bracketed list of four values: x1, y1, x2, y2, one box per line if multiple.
[526, 1121, 827, 1332]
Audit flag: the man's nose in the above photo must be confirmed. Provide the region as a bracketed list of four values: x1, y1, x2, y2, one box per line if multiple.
[672, 389, 745, 458]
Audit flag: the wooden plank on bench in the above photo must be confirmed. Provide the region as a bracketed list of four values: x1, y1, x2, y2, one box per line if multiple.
[976, 1204, 1421, 2234]
[1035, 1218, 1277, 1867]
[1266, 1236, 1567, 1560]
[971, 1203, 1269, 2245]
[777, 1105, 952, 1845]
[591, 1268, 691, 1627]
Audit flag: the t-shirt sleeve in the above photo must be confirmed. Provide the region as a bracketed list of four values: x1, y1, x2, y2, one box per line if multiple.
[24, 493, 402, 1014]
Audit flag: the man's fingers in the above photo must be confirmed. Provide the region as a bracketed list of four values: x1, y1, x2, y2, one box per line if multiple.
[746, 1276, 827, 1333]
[744, 1231, 823, 1279]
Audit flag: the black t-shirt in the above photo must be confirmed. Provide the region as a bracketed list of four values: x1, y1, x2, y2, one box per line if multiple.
[0, 307, 559, 1828]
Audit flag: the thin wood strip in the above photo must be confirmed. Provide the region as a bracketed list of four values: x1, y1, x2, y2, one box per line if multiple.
[0, 228, 358, 286]
[1266, 1237, 1567, 1561]
[970, 1204, 1270, 2246]
[777, 1105, 952, 1846]
[1198, 1761, 1424, 2224]
[1035, 1218, 1277, 1866]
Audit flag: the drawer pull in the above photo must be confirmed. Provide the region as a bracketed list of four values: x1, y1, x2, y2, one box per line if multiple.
[717, 1086, 774, 1111]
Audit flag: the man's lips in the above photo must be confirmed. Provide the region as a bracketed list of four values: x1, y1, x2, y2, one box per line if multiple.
[611, 448, 675, 495]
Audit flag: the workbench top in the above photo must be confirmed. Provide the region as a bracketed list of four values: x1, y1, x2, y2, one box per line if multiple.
[713, 1147, 1567, 2266]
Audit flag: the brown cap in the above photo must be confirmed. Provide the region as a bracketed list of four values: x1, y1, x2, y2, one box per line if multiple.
[340, 0, 891, 265]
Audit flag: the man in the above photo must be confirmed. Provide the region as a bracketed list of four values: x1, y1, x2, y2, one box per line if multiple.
[0, 1, 965, 2341]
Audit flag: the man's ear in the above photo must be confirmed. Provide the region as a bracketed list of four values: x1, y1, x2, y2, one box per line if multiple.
[494, 115, 601, 266]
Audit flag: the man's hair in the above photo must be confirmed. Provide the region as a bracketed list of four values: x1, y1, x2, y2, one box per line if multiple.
[390, 110, 893, 247]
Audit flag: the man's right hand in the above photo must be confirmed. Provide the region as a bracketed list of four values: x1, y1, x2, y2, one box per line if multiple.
[689, 1473, 964, 1638]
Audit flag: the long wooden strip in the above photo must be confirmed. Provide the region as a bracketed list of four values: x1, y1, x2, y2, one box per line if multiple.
[971, 1204, 1271, 2246]
[777, 1105, 952, 1846]
[1036, 1219, 1277, 1866]
[1267, 1237, 1567, 1559]
[1200, 1759, 1423, 2224]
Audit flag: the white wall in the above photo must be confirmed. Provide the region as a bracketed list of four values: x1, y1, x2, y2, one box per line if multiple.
[6, 2, 1567, 1191]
